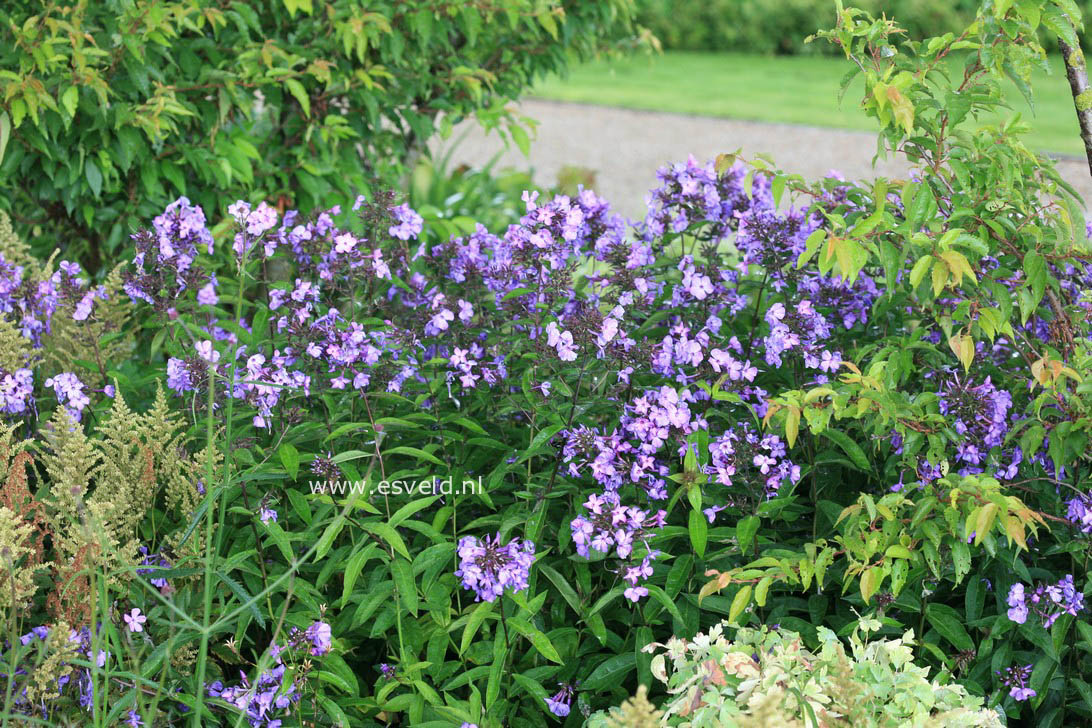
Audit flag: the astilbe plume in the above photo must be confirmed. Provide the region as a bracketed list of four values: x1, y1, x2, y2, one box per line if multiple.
[34, 387, 207, 622]
[0, 211, 32, 267]
[0, 504, 40, 609]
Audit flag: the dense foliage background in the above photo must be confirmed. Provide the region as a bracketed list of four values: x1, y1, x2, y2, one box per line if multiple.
[1, 1, 1092, 727]
[634, 0, 1092, 55]
[0, 0, 641, 269]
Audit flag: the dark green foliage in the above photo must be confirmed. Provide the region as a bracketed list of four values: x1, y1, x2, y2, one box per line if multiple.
[634, 0, 1089, 55]
[0, 0, 640, 268]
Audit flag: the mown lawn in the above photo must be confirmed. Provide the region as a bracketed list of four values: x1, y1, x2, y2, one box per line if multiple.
[532, 51, 1084, 157]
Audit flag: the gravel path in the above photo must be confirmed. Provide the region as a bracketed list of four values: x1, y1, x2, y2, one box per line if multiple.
[434, 99, 1092, 219]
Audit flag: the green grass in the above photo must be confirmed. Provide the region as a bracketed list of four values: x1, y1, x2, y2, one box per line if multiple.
[532, 51, 1084, 157]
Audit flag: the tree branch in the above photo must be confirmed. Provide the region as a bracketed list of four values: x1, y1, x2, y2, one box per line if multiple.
[1059, 39, 1092, 177]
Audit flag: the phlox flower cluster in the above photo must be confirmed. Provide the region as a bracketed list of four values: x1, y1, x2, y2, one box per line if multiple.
[762, 300, 840, 371]
[43, 372, 89, 421]
[124, 196, 215, 309]
[997, 664, 1035, 702]
[935, 373, 1016, 479]
[52, 260, 109, 323]
[544, 320, 579, 361]
[735, 205, 818, 287]
[798, 270, 878, 329]
[644, 155, 765, 243]
[1006, 575, 1084, 628]
[1065, 491, 1092, 533]
[562, 386, 707, 500]
[147, 196, 435, 425]
[207, 621, 332, 728]
[0, 254, 107, 421]
[0, 367, 34, 416]
[0, 256, 103, 345]
[570, 490, 666, 602]
[707, 422, 801, 502]
[455, 533, 535, 603]
[388, 203, 424, 240]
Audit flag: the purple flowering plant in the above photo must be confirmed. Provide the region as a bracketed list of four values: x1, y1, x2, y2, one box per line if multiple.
[7, 1, 1092, 726]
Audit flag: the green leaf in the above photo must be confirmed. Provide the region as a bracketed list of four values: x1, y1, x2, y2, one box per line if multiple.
[728, 584, 752, 624]
[517, 424, 565, 463]
[460, 601, 494, 655]
[61, 85, 78, 117]
[508, 617, 562, 663]
[582, 653, 636, 691]
[284, 78, 311, 118]
[784, 406, 800, 447]
[314, 516, 346, 561]
[859, 566, 882, 604]
[688, 507, 708, 558]
[951, 539, 971, 583]
[643, 584, 686, 626]
[263, 521, 296, 563]
[0, 111, 9, 165]
[736, 515, 760, 555]
[754, 576, 773, 607]
[1023, 250, 1047, 308]
[384, 445, 445, 466]
[539, 564, 582, 614]
[486, 633, 506, 708]
[363, 522, 412, 560]
[216, 570, 264, 628]
[509, 123, 531, 157]
[85, 159, 103, 197]
[391, 556, 419, 616]
[340, 543, 379, 606]
[389, 495, 440, 528]
[511, 673, 549, 702]
[909, 255, 933, 289]
[278, 443, 299, 480]
[821, 429, 872, 472]
[925, 603, 974, 651]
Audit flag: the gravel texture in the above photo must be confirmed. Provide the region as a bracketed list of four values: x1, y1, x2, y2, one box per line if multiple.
[433, 99, 1092, 219]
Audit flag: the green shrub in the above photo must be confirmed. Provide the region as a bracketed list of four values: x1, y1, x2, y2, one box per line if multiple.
[634, 0, 1085, 54]
[590, 618, 1004, 727]
[0, 0, 641, 268]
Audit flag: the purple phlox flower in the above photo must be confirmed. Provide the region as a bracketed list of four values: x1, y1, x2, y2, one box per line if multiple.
[1007, 575, 1084, 628]
[455, 533, 535, 602]
[545, 683, 575, 717]
[305, 621, 332, 656]
[389, 204, 424, 241]
[998, 664, 1035, 702]
[44, 371, 89, 421]
[123, 608, 147, 633]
